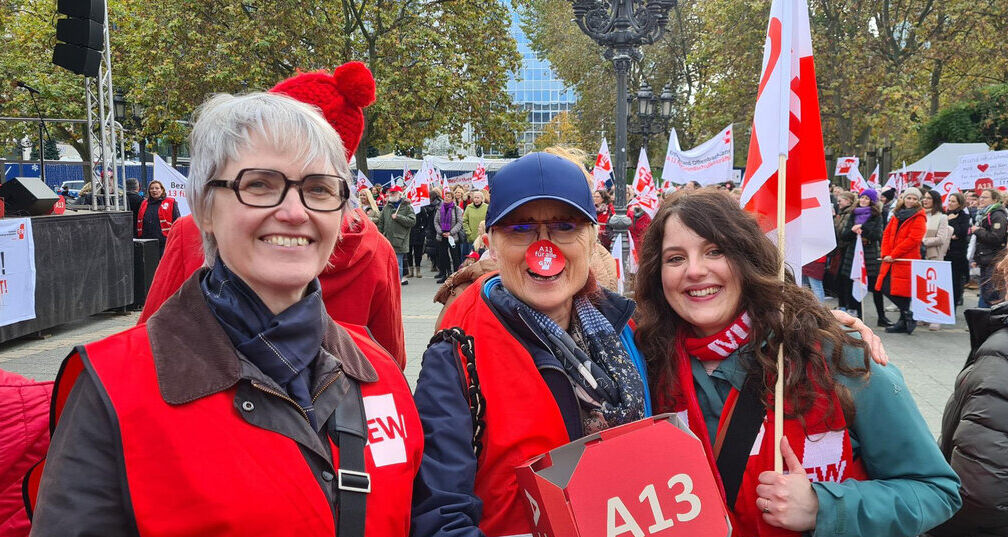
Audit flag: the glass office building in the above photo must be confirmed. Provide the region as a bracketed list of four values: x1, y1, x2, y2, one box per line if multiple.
[506, 6, 578, 155]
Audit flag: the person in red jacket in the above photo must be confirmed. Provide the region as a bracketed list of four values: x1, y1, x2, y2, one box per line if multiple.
[137, 64, 406, 368]
[0, 369, 51, 537]
[876, 187, 928, 334]
[27, 79, 422, 537]
[136, 180, 180, 252]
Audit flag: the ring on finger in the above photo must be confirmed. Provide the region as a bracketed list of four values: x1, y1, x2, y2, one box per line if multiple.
[760, 498, 771, 514]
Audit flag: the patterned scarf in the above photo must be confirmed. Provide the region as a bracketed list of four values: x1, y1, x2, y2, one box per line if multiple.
[496, 285, 646, 435]
[201, 259, 325, 428]
[683, 312, 752, 361]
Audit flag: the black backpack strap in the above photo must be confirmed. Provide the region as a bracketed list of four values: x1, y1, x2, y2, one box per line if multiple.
[715, 373, 765, 509]
[327, 380, 370, 537]
[429, 327, 486, 458]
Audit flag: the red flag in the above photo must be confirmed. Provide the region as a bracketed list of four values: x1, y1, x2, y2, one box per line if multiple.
[866, 163, 881, 190]
[739, 0, 834, 278]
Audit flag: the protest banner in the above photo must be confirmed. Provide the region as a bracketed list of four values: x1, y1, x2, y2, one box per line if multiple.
[950, 150, 1008, 191]
[934, 175, 961, 209]
[0, 218, 36, 326]
[911, 260, 955, 324]
[661, 125, 734, 187]
[153, 154, 191, 216]
[515, 414, 731, 537]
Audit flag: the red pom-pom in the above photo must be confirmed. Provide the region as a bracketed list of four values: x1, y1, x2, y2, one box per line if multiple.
[331, 61, 376, 108]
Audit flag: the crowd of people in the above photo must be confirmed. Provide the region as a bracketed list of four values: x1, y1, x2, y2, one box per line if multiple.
[822, 182, 1006, 335]
[3, 61, 1006, 537]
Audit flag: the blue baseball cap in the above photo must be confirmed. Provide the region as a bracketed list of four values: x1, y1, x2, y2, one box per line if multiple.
[485, 152, 597, 228]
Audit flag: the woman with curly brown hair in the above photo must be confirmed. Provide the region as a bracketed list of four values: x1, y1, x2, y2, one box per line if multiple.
[633, 189, 960, 537]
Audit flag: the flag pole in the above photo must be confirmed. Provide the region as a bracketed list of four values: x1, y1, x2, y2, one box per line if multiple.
[774, 153, 787, 474]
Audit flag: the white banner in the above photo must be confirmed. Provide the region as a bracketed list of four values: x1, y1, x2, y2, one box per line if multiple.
[910, 260, 955, 324]
[610, 233, 624, 295]
[661, 124, 734, 187]
[471, 158, 488, 190]
[0, 218, 36, 326]
[951, 151, 1008, 191]
[153, 154, 191, 217]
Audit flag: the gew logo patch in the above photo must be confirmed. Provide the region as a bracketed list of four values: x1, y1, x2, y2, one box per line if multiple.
[363, 394, 407, 467]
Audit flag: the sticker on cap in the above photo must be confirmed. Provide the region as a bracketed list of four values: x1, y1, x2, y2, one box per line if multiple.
[526, 240, 566, 277]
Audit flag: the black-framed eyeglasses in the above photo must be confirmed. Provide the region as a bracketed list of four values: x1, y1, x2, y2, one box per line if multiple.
[207, 168, 349, 212]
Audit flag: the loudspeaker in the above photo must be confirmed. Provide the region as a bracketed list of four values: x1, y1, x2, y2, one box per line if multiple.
[53, 43, 101, 77]
[0, 177, 59, 216]
[56, 17, 103, 50]
[132, 239, 160, 309]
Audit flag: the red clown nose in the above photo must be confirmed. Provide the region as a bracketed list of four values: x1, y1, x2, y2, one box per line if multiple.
[525, 240, 566, 277]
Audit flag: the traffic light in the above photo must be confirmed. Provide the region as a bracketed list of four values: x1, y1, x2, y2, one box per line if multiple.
[52, 0, 105, 77]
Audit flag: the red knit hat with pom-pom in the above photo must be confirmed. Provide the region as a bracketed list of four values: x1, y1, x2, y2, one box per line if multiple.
[269, 61, 376, 163]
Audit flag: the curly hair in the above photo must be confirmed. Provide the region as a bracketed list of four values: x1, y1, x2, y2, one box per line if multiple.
[633, 189, 870, 424]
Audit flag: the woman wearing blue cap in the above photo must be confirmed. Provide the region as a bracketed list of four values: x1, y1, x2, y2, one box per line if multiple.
[411, 152, 650, 536]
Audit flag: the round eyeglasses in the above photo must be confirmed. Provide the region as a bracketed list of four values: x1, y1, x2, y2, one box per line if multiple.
[207, 168, 349, 212]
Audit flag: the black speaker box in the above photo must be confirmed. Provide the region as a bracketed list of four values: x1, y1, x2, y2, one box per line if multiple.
[0, 177, 59, 216]
[57, 0, 105, 23]
[53, 43, 101, 77]
[132, 239, 160, 309]
[56, 17, 103, 50]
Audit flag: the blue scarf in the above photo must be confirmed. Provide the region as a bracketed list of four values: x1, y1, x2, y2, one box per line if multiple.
[201, 259, 325, 428]
[490, 281, 645, 434]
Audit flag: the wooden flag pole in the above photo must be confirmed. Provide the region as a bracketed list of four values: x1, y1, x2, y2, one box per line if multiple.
[774, 153, 787, 474]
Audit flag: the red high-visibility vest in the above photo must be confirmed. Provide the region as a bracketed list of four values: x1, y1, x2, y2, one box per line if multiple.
[25, 322, 421, 537]
[437, 275, 570, 536]
[136, 197, 176, 237]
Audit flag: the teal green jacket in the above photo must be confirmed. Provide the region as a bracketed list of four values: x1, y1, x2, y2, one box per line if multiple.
[690, 343, 961, 537]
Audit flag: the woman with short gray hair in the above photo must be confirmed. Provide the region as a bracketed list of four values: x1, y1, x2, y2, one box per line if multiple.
[27, 91, 423, 536]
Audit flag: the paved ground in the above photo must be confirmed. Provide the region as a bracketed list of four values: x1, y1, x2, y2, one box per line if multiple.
[0, 266, 972, 437]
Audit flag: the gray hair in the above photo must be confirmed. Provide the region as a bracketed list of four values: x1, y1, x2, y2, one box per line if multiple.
[186, 91, 352, 262]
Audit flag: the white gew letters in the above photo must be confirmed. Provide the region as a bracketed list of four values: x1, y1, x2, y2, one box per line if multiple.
[606, 474, 703, 537]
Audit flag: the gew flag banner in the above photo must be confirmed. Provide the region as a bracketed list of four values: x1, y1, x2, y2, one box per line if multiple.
[911, 260, 955, 324]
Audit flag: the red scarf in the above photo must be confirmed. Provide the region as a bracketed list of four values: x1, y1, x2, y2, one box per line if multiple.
[657, 312, 753, 501]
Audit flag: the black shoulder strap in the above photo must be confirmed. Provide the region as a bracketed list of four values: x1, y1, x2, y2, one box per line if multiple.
[327, 380, 370, 537]
[429, 327, 486, 457]
[715, 373, 765, 509]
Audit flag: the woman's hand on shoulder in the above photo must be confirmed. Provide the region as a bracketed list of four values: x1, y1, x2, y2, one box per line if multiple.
[756, 437, 818, 532]
[830, 309, 888, 365]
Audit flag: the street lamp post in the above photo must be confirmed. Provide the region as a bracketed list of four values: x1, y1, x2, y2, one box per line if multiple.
[629, 81, 675, 152]
[570, 0, 676, 289]
[113, 94, 147, 188]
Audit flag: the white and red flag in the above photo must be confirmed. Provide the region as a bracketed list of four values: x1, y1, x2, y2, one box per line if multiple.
[627, 231, 639, 274]
[849, 236, 868, 302]
[834, 156, 859, 177]
[402, 165, 414, 189]
[921, 163, 936, 188]
[934, 174, 961, 209]
[848, 166, 866, 194]
[739, 0, 834, 281]
[610, 233, 624, 295]
[355, 170, 373, 192]
[593, 138, 613, 192]
[631, 148, 661, 218]
[911, 260, 955, 324]
[471, 158, 488, 190]
[866, 164, 881, 190]
[406, 161, 430, 214]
